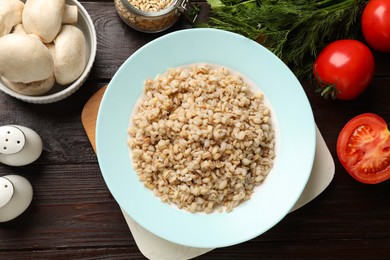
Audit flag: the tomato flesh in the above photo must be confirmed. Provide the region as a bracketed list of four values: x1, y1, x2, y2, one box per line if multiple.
[337, 113, 390, 184]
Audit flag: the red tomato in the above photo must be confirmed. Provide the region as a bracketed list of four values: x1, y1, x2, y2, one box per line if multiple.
[361, 0, 390, 52]
[313, 40, 375, 100]
[337, 113, 390, 184]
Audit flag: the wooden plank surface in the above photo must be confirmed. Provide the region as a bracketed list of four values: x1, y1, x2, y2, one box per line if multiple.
[1, 1, 390, 259]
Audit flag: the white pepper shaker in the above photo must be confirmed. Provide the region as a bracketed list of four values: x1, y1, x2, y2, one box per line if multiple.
[0, 125, 43, 166]
[0, 175, 33, 222]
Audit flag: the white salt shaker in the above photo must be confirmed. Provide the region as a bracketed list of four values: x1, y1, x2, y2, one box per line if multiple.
[0, 175, 33, 222]
[0, 125, 40, 222]
[0, 125, 43, 166]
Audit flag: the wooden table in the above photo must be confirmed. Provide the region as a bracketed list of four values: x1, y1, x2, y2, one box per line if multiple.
[1, 1, 390, 259]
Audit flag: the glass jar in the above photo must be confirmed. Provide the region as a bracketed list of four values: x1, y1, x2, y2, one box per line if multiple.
[114, 0, 196, 33]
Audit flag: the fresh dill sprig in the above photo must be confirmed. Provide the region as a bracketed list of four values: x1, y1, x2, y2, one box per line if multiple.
[199, 0, 368, 79]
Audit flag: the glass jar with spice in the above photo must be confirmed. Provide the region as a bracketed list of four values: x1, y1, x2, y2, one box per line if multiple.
[114, 0, 198, 33]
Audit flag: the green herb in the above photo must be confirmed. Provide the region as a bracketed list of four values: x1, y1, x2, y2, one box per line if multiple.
[199, 0, 368, 79]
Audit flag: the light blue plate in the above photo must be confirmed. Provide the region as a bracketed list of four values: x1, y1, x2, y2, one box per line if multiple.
[96, 28, 316, 248]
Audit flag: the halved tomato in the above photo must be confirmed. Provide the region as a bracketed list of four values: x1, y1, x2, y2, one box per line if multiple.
[337, 113, 390, 184]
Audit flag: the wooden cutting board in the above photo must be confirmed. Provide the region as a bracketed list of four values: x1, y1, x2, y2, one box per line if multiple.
[81, 85, 107, 152]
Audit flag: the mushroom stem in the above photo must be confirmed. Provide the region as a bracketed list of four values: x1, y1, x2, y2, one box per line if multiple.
[62, 4, 78, 24]
[12, 24, 27, 35]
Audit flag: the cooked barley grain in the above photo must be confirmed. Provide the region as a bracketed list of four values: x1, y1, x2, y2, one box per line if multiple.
[128, 64, 275, 213]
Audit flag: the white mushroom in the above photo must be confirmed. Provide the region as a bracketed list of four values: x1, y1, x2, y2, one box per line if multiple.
[45, 42, 55, 56]
[0, 0, 24, 37]
[62, 4, 78, 24]
[22, 0, 65, 43]
[2, 74, 55, 96]
[52, 25, 87, 85]
[11, 23, 27, 35]
[0, 34, 54, 83]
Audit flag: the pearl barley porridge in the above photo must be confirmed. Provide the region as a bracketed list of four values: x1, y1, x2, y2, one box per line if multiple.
[127, 64, 275, 213]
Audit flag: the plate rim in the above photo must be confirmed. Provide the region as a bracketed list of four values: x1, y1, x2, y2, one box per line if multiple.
[96, 28, 316, 248]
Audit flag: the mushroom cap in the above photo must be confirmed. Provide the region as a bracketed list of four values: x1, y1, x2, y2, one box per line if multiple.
[22, 0, 65, 43]
[0, 34, 54, 83]
[0, 0, 24, 37]
[2, 74, 55, 96]
[53, 25, 87, 85]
